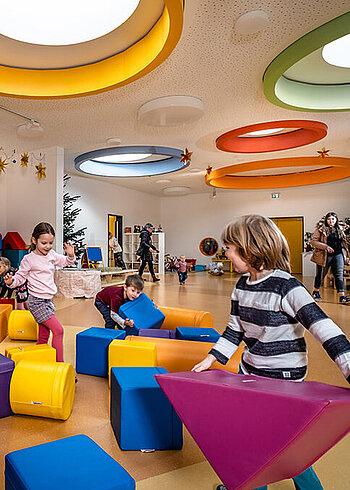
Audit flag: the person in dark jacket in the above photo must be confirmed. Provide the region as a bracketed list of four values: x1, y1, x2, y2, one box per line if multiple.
[137, 223, 160, 282]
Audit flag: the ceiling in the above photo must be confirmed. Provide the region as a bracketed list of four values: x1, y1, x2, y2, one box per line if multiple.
[1, 0, 350, 196]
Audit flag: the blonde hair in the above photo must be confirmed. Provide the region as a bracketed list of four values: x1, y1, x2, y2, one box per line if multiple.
[0, 257, 11, 270]
[221, 214, 291, 273]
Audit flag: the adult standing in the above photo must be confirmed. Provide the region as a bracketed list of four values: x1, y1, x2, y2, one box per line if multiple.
[311, 212, 350, 304]
[137, 223, 160, 282]
[109, 232, 126, 269]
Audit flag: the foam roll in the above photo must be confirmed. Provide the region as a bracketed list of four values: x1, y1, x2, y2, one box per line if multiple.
[7, 310, 38, 340]
[10, 360, 75, 420]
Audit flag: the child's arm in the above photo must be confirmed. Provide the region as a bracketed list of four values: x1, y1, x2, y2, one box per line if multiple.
[52, 246, 76, 268]
[282, 278, 350, 382]
[110, 310, 134, 329]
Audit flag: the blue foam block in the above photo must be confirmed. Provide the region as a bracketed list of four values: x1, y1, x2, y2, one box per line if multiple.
[118, 293, 165, 336]
[110, 367, 183, 451]
[76, 327, 126, 377]
[5, 434, 135, 490]
[2, 249, 28, 269]
[138, 329, 176, 339]
[176, 326, 220, 343]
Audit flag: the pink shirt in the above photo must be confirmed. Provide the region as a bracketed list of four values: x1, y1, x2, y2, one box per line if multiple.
[176, 260, 187, 273]
[10, 250, 76, 299]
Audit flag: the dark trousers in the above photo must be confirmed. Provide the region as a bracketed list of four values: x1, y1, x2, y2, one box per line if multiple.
[139, 258, 155, 278]
[178, 271, 188, 284]
[94, 300, 116, 329]
[114, 252, 126, 269]
[314, 253, 345, 292]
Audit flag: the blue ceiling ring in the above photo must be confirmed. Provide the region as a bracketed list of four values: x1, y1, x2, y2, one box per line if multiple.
[74, 145, 188, 177]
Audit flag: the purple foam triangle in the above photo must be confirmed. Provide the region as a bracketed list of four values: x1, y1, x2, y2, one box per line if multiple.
[155, 370, 350, 490]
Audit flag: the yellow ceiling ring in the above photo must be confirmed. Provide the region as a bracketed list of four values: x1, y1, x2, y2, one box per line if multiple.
[205, 157, 350, 189]
[0, 0, 183, 99]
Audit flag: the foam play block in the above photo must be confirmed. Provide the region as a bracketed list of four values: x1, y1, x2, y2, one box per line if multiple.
[108, 339, 157, 386]
[138, 328, 176, 339]
[5, 434, 135, 489]
[0, 298, 15, 308]
[176, 326, 220, 343]
[126, 336, 244, 373]
[118, 293, 165, 335]
[110, 367, 183, 451]
[8, 310, 38, 340]
[5, 344, 56, 366]
[158, 305, 214, 330]
[76, 327, 126, 377]
[10, 360, 75, 420]
[0, 353, 15, 418]
[0, 303, 12, 342]
[156, 370, 350, 490]
[2, 232, 27, 250]
[2, 249, 28, 269]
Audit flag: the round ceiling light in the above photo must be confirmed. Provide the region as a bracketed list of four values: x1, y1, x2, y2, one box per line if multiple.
[162, 186, 191, 195]
[234, 10, 269, 35]
[216, 120, 328, 153]
[0, 0, 140, 45]
[322, 33, 350, 68]
[138, 96, 205, 127]
[16, 120, 44, 139]
[205, 157, 350, 189]
[74, 146, 189, 177]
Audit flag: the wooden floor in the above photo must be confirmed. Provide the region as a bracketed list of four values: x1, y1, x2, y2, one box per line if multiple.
[0, 272, 349, 489]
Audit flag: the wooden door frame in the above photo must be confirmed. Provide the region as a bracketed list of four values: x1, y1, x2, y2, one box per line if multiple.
[108, 214, 123, 267]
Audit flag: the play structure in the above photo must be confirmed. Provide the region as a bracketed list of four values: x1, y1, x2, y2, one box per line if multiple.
[1, 231, 28, 269]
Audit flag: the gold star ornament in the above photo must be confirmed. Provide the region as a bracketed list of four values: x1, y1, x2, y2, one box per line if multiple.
[35, 163, 46, 180]
[206, 165, 212, 174]
[0, 157, 8, 174]
[317, 147, 330, 159]
[180, 148, 192, 164]
[21, 152, 29, 167]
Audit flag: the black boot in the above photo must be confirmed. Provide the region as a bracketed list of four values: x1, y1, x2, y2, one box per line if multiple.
[152, 276, 160, 282]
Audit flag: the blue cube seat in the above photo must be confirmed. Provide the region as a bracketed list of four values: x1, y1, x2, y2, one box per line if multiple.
[176, 326, 220, 343]
[76, 327, 126, 377]
[5, 434, 135, 490]
[110, 367, 183, 451]
[118, 293, 165, 336]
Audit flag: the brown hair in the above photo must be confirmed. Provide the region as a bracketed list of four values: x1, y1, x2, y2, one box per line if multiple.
[30, 222, 55, 251]
[221, 214, 291, 273]
[125, 274, 144, 291]
[0, 257, 11, 270]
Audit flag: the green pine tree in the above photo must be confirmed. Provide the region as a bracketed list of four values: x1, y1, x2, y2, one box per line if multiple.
[63, 174, 86, 260]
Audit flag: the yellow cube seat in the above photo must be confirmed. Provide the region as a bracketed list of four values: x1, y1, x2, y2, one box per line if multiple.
[5, 345, 56, 366]
[8, 310, 38, 341]
[108, 339, 157, 386]
[10, 360, 75, 420]
[0, 304, 13, 342]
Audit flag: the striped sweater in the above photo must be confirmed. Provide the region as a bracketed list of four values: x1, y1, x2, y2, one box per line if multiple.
[210, 269, 350, 382]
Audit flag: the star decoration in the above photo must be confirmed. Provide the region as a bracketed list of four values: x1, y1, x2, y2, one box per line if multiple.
[0, 157, 8, 174]
[317, 147, 330, 159]
[180, 148, 192, 164]
[206, 165, 212, 174]
[35, 163, 46, 180]
[21, 152, 29, 167]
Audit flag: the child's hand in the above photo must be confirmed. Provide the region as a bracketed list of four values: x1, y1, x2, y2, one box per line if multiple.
[64, 242, 75, 258]
[3, 273, 14, 286]
[192, 354, 217, 372]
[124, 318, 134, 327]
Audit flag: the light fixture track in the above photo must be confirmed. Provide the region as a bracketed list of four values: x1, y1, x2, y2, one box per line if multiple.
[0, 105, 40, 125]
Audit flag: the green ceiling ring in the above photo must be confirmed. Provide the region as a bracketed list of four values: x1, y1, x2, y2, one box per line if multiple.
[263, 11, 350, 112]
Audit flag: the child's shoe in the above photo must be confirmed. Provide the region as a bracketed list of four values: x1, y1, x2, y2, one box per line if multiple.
[312, 291, 322, 301]
[339, 295, 350, 304]
[216, 486, 227, 490]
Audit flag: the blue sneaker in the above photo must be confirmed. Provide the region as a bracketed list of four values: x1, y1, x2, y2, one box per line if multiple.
[312, 291, 322, 301]
[340, 295, 350, 305]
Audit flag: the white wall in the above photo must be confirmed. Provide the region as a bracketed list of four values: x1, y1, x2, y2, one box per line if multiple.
[66, 174, 161, 263]
[160, 179, 350, 265]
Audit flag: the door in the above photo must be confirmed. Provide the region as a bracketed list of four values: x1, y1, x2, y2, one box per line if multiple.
[271, 217, 304, 275]
[108, 214, 123, 267]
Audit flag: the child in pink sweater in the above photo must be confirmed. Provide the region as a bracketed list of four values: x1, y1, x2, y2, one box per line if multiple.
[4, 222, 75, 362]
[176, 255, 188, 285]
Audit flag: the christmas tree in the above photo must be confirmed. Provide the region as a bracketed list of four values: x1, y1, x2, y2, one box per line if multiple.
[63, 174, 87, 261]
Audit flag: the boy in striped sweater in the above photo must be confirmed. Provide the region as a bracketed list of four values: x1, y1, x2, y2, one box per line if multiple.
[193, 214, 350, 490]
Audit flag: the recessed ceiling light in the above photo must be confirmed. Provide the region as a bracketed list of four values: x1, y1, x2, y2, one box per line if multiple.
[163, 186, 191, 196]
[242, 128, 285, 137]
[234, 10, 269, 36]
[156, 179, 171, 184]
[322, 33, 350, 68]
[0, 0, 140, 45]
[106, 138, 122, 146]
[94, 154, 152, 163]
[138, 95, 205, 127]
[17, 120, 44, 139]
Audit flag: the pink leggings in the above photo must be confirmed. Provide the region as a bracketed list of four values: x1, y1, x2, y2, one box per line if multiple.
[36, 315, 64, 362]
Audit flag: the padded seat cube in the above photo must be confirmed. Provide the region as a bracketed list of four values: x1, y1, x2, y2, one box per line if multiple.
[108, 340, 157, 386]
[5, 345, 56, 366]
[139, 328, 176, 339]
[176, 326, 220, 343]
[5, 434, 135, 490]
[0, 303, 13, 342]
[110, 367, 183, 451]
[76, 327, 126, 377]
[0, 353, 15, 418]
[10, 360, 75, 420]
[8, 310, 38, 340]
[118, 293, 165, 335]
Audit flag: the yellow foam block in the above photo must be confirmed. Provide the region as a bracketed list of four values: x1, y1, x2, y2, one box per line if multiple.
[158, 306, 214, 330]
[5, 345, 56, 366]
[108, 339, 157, 386]
[126, 335, 244, 373]
[8, 310, 38, 340]
[10, 360, 75, 420]
[0, 304, 12, 342]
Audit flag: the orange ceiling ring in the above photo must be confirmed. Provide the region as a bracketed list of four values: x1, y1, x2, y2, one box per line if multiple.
[205, 157, 350, 189]
[216, 120, 328, 153]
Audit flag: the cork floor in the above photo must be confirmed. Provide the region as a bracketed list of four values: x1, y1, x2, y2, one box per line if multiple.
[0, 272, 349, 489]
